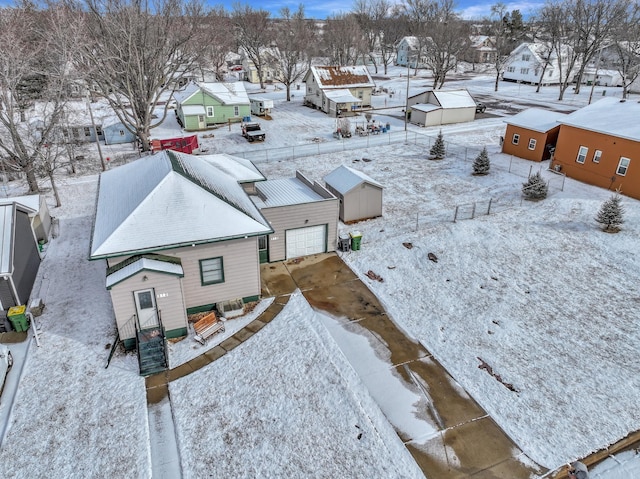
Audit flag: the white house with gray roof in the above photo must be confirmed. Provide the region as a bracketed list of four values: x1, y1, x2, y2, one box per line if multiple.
[324, 165, 383, 223]
[90, 150, 272, 372]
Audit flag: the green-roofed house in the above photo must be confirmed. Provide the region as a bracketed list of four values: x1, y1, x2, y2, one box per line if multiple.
[90, 150, 272, 375]
[174, 81, 251, 131]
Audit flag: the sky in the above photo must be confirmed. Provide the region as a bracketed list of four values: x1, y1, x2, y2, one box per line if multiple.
[209, 0, 545, 20]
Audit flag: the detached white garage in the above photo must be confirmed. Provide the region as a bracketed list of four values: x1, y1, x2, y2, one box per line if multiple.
[285, 224, 327, 258]
[252, 171, 339, 262]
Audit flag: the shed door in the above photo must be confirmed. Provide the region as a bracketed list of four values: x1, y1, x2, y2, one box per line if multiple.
[285, 225, 326, 259]
[134, 288, 159, 330]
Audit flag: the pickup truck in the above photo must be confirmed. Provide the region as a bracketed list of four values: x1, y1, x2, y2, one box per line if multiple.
[241, 122, 266, 142]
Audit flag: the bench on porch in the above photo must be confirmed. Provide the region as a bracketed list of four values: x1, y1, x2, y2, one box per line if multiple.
[193, 312, 225, 345]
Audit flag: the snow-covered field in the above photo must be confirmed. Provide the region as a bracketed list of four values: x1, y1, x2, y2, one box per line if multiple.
[0, 67, 638, 478]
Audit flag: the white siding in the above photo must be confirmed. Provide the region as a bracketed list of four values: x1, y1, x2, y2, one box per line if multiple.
[110, 270, 187, 341]
[162, 237, 260, 308]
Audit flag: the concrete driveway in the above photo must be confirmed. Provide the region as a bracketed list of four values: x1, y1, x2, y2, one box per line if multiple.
[261, 253, 546, 479]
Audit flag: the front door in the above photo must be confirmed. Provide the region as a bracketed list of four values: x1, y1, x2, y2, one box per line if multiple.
[134, 288, 159, 330]
[258, 235, 269, 263]
[198, 115, 206, 129]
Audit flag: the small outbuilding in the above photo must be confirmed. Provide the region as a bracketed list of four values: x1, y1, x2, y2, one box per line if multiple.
[0, 195, 52, 243]
[0, 202, 42, 310]
[408, 89, 476, 126]
[323, 165, 383, 223]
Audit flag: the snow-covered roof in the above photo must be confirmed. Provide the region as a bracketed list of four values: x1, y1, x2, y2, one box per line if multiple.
[197, 154, 265, 184]
[324, 89, 363, 103]
[558, 97, 640, 142]
[201, 82, 250, 105]
[398, 36, 421, 50]
[90, 150, 273, 259]
[410, 103, 441, 113]
[253, 177, 325, 208]
[504, 108, 566, 133]
[324, 165, 383, 195]
[106, 256, 184, 288]
[174, 81, 250, 106]
[431, 90, 477, 109]
[309, 66, 374, 89]
[0, 195, 39, 214]
[181, 105, 206, 115]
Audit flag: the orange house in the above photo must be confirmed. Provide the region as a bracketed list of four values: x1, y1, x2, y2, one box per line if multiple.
[502, 109, 565, 162]
[553, 97, 640, 200]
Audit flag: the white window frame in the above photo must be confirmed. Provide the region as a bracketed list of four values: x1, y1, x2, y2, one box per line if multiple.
[576, 146, 588, 164]
[617, 157, 630, 176]
[592, 150, 602, 163]
[233, 106, 239, 117]
[512, 134, 520, 145]
[528, 139, 537, 150]
[520, 68, 529, 75]
[206, 106, 214, 117]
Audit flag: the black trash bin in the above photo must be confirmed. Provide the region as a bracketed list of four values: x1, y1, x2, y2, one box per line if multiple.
[338, 234, 351, 252]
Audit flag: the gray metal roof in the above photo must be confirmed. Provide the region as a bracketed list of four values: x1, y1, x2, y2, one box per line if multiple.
[253, 178, 325, 208]
[90, 150, 272, 259]
[323, 165, 383, 195]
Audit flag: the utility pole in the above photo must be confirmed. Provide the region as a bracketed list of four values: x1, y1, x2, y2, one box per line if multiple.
[404, 52, 413, 132]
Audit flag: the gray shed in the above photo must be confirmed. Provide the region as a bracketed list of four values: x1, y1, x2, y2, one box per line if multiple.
[0, 203, 41, 310]
[0, 195, 52, 243]
[323, 165, 383, 223]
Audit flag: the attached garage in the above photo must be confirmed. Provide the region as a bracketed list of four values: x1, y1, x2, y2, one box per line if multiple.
[252, 171, 339, 262]
[285, 224, 327, 259]
[324, 165, 383, 223]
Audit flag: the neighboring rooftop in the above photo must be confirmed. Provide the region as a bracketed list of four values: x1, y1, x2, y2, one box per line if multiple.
[504, 108, 566, 133]
[558, 97, 640, 141]
[324, 165, 382, 195]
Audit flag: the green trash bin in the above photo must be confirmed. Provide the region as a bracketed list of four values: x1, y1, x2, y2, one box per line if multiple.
[350, 231, 363, 251]
[7, 305, 29, 332]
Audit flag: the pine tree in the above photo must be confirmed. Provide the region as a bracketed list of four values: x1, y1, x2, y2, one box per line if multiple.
[429, 130, 445, 160]
[472, 146, 490, 175]
[595, 191, 625, 232]
[522, 172, 548, 200]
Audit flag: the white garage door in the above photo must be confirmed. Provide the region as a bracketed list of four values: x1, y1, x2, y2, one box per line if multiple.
[285, 224, 327, 259]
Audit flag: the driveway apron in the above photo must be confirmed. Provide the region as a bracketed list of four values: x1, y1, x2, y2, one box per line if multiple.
[270, 253, 545, 479]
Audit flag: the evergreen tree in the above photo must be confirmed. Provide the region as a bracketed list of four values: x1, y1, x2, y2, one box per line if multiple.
[472, 146, 490, 175]
[429, 130, 445, 160]
[522, 172, 548, 200]
[595, 191, 625, 232]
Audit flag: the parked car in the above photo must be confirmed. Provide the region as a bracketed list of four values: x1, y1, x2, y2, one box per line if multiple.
[0, 344, 13, 397]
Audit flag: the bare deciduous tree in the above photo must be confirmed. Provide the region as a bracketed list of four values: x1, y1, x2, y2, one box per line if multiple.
[75, 0, 206, 152]
[273, 6, 316, 101]
[352, 0, 392, 73]
[0, 2, 75, 195]
[611, 4, 640, 99]
[232, 5, 272, 89]
[379, 8, 408, 74]
[323, 14, 367, 66]
[201, 7, 235, 82]
[422, 0, 469, 88]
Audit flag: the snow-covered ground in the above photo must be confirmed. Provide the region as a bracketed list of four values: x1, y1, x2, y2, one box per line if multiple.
[0, 67, 638, 478]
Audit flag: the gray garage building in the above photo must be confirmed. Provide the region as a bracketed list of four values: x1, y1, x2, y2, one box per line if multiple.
[324, 165, 383, 223]
[252, 171, 339, 262]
